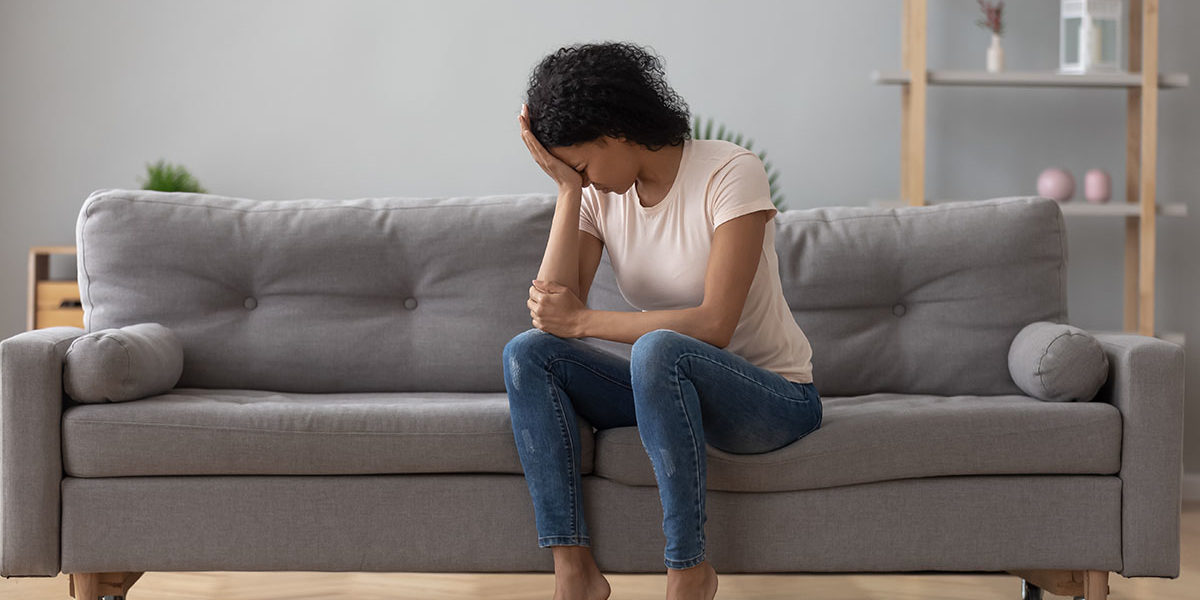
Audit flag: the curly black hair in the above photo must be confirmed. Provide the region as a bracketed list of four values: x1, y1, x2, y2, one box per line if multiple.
[523, 41, 691, 152]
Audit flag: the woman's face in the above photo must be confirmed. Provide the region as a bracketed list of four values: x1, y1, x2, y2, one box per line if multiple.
[547, 136, 640, 195]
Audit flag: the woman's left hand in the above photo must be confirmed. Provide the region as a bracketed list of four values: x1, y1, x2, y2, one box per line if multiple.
[528, 280, 587, 338]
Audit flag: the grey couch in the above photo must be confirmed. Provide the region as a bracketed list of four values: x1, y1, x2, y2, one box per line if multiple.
[0, 189, 1184, 599]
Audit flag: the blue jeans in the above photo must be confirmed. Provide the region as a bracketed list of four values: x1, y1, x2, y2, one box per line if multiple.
[502, 327, 822, 570]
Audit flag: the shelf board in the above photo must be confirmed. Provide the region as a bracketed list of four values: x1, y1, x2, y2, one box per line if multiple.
[871, 69, 1190, 89]
[868, 199, 1188, 217]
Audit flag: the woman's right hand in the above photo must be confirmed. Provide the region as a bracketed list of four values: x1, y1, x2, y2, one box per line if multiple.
[518, 103, 583, 192]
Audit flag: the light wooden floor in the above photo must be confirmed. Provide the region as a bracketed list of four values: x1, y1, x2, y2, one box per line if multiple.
[4, 501, 1197, 600]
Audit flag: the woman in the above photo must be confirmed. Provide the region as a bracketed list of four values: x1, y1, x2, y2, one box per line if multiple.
[503, 41, 820, 600]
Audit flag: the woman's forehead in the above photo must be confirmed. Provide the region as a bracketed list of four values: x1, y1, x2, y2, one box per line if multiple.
[555, 137, 617, 161]
[551, 141, 596, 163]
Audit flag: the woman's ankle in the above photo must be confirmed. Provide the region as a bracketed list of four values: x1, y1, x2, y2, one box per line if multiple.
[552, 546, 597, 571]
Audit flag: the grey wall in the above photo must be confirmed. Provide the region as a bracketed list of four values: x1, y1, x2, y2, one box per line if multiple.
[2, 1, 1197, 480]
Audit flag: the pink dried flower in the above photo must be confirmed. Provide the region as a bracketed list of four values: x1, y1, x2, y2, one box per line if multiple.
[976, 0, 1004, 36]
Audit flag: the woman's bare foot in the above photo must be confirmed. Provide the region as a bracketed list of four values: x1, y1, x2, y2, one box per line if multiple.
[665, 560, 718, 600]
[551, 545, 611, 600]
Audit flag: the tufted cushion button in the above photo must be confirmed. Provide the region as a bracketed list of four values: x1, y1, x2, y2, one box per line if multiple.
[892, 303, 906, 317]
[244, 297, 257, 310]
[404, 297, 418, 310]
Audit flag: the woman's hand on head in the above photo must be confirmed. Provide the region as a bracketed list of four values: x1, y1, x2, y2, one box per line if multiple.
[519, 104, 583, 192]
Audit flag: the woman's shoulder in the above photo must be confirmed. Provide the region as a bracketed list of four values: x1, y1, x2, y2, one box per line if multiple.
[689, 139, 758, 174]
[687, 140, 763, 192]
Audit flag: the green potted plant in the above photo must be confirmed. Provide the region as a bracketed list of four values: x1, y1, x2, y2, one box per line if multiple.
[137, 159, 207, 193]
[691, 115, 785, 210]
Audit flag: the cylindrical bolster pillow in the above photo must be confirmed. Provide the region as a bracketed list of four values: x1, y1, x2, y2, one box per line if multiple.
[63, 322, 184, 403]
[1008, 321, 1109, 402]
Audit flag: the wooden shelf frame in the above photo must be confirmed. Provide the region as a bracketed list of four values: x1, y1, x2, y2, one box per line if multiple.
[890, 0, 1182, 341]
[868, 198, 1187, 218]
[872, 69, 1189, 88]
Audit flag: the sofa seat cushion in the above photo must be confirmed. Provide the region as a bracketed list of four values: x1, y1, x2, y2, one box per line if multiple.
[62, 388, 594, 477]
[593, 393, 1121, 493]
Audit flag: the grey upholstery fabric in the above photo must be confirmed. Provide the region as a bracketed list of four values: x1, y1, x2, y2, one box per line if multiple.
[1008, 321, 1109, 402]
[1091, 331, 1186, 577]
[60, 474, 1120, 574]
[76, 190, 1066, 397]
[76, 189, 556, 394]
[593, 393, 1120, 492]
[0, 326, 86, 577]
[63, 322, 183, 403]
[62, 388, 595, 477]
[63, 389, 1118, 490]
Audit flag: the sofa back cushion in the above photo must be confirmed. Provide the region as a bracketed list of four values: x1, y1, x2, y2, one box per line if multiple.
[77, 190, 1065, 396]
[76, 189, 560, 393]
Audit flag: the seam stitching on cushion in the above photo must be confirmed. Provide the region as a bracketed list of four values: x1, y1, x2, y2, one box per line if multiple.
[102, 333, 134, 391]
[80, 198, 96, 332]
[600, 419, 1117, 467]
[87, 196, 522, 214]
[1036, 331, 1079, 400]
[780, 197, 1040, 224]
[1056, 200, 1068, 320]
[64, 419, 520, 435]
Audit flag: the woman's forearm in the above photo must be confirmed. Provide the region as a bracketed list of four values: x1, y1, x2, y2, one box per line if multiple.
[536, 186, 583, 299]
[581, 307, 724, 348]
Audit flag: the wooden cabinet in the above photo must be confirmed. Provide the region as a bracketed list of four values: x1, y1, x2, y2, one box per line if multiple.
[28, 246, 83, 330]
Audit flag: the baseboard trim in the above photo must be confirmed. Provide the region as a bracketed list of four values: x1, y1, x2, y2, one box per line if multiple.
[1184, 471, 1200, 502]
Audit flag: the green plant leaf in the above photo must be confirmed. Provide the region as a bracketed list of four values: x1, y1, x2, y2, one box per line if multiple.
[137, 159, 207, 193]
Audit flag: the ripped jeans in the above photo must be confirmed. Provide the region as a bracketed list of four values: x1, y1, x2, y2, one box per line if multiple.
[501, 327, 822, 570]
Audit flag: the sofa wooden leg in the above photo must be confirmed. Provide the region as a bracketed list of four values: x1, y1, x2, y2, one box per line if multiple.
[1008, 569, 1109, 600]
[1083, 569, 1109, 600]
[68, 572, 143, 600]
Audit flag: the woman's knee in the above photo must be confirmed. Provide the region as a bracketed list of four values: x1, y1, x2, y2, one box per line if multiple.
[631, 329, 690, 369]
[504, 328, 571, 372]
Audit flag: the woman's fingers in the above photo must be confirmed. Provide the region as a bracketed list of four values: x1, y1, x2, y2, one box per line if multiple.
[518, 116, 551, 173]
[518, 109, 552, 163]
[520, 134, 549, 176]
[517, 105, 580, 189]
[520, 117, 549, 162]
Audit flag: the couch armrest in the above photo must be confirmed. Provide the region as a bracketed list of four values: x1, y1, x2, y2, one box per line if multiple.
[1089, 331, 1185, 578]
[0, 326, 85, 577]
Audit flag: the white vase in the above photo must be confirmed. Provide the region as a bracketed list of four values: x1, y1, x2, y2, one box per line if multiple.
[987, 33, 1004, 73]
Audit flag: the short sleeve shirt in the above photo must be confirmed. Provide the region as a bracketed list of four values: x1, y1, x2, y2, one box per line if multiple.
[578, 138, 814, 384]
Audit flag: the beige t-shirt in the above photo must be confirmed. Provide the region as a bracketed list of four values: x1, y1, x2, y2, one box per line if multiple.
[578, 138, 814, 384]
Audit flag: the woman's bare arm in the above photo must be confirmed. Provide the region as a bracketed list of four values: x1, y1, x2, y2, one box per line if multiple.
[536, 186, 583, 299]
